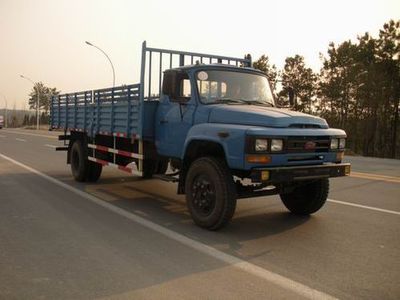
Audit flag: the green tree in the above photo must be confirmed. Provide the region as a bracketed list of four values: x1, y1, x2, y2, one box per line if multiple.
[40, 111, 49, 125]
[28, 82, 60, 114]
[377, 20, 400, 158]
[253, 55, 278, 92]
[279, 55, 316, 113]
[22, 114, 29, 126]
[29, 115, 35, 126]
[319, 40, 360, 128]
[318, 19, 399, 158]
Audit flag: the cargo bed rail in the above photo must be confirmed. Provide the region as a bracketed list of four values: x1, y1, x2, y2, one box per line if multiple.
[50, 84, 140, 138]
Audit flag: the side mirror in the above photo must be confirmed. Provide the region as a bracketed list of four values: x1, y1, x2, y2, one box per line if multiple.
[288, 87, 295, 107]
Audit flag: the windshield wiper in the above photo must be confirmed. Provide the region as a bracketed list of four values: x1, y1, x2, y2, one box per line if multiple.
[213, 98, 248, 104]
[211, 98, 274, 107]
[246, 100, 274, 107]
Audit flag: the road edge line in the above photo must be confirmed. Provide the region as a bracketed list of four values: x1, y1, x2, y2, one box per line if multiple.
[1, 129, 57, 139]
[0, 152, 337, 300]
[44, 144, 57, 149]
[327, 199, 400, 216]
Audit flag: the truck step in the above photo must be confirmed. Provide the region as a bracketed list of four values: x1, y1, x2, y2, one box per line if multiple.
[153, 174, 179, 183]
[55, 146, 69, 151]
[58, 135, 70, 141]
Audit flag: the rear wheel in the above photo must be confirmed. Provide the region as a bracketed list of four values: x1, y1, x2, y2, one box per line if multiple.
[86, 161, 102, 182]
[280, 178, 329, 215]
[185, 157, 237, 230]
[70, 140, 88, 182]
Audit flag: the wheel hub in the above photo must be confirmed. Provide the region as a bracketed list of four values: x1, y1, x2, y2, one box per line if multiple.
[192, 175, 216, 216]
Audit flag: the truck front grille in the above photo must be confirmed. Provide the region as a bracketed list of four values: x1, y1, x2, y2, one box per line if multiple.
[286, 136, 330, 153]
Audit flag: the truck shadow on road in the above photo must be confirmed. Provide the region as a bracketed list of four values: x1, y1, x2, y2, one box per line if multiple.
[83, 177, 311, 259]
[54, 173, 313, 247]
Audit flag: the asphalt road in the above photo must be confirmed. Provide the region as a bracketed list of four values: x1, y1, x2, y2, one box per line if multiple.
[0, 128, 399, 300]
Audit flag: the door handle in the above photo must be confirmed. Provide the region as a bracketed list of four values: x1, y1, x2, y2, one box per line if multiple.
[160, 119, 168, 124]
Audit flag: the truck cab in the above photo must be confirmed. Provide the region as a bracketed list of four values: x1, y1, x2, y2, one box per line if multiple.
[152, 63, 350, 229]
[156, 64, 347, 172]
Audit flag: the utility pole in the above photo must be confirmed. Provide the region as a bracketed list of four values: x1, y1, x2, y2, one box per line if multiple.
[85, 41, 115, 87]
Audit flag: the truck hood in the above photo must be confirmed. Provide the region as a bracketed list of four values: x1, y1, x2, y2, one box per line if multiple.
[208, 105, 329, 128]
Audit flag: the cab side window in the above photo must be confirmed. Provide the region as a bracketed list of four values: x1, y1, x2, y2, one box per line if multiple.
[162, 70, 192, 102]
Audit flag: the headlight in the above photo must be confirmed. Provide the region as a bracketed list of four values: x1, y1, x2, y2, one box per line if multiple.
[339, 138, 346, 149]
[255, 139, 268, 152]
[330, 138, 339, 149]
[271, 139, 283, 152]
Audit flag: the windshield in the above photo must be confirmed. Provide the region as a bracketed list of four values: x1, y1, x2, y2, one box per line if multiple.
[196, 70, 274, 106]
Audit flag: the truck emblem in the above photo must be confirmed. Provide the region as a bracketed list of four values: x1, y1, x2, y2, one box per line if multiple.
[304, 141, 316, 150]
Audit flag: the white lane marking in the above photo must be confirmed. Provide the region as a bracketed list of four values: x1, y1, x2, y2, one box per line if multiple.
[0, 152, 336, 300]
[0, 134, 6, 138]
[1, 129, 57, 139]
[44, 144, 57, 149]
[15, 138, 27, 142]
[328, 199, 400, 216]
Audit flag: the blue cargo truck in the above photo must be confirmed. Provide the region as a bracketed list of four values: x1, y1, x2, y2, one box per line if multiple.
[51, 42, 351, 230]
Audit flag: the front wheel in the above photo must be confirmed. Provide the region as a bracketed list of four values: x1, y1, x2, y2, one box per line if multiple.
[280, 178, 329, 215]
[185, 157, 237, 230]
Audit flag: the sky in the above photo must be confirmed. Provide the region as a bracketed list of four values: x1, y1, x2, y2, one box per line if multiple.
[0, 0, 399, 109]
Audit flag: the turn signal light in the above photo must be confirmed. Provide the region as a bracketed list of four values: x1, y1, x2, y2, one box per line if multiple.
[246, 155, 271, 164]
[345, 165, 351, 175]
[261, 171, 270, 181]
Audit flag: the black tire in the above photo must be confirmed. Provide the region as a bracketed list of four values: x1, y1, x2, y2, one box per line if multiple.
[86, 161, 102, 182]
[185, 157, 237, 230]
[70, 140, 88, 182]
[280, 178, 329, 215]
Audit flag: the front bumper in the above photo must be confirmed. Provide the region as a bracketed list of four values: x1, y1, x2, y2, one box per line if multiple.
[250, 163, 351, 183]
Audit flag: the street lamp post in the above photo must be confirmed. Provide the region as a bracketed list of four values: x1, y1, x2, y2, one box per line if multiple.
[0, 93, 7, 128]
[20, 75, 40, 130]
[85, 41, 115, 87]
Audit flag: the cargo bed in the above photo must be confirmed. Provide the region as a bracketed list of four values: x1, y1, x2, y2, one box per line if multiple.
[50, 83, 158, 139]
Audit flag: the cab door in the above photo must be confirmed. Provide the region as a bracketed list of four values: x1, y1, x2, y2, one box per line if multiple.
[155, 70, 196, 158]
